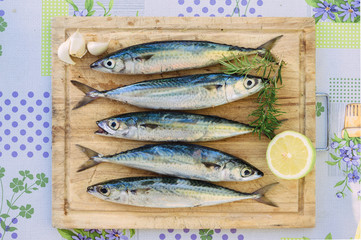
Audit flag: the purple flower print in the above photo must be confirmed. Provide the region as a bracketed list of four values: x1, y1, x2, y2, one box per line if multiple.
[105, 229, 128, 240]
[74, 9, 88, 17]
[72, 233, 91, 240]
[84, 229, 102, 234]
[354, 150, 361, 157]
[348, 170, 360, 183]
[351, 0, 360, 7]
[343, 155, 360, 167]
[338, 3, 360, 21]
[341, 141, 361, 166]
[344, 140, 360, 152]
[313, 1, 338, 20]
[336, 192, 343, 198]
[331, 141, 339, 149]
[340, 147, 352, 158]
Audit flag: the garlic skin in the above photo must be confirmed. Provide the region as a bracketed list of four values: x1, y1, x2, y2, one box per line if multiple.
[57, 38, 75, 65]
[69, 30, 87, 58]
[87, 41, 109, 56]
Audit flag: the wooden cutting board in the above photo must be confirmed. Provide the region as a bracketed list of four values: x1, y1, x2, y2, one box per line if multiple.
[52, 16, 315, 229]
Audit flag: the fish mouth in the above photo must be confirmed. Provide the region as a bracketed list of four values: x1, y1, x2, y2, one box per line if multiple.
[90, 61, 100, 69]
[245, 171, 263, 181]
[95, 126, 109, 135]
[87, 186, 95, 193]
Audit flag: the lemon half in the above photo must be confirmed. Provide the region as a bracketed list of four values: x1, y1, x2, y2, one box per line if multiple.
[266, 131, 316, 180]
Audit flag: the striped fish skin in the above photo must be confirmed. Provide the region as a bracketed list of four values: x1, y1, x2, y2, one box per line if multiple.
[77, 143, 264, 182]
[87, 177, 278, 208]
[72, 74, 264, 110]
[90, 37, 282, 75]
[95, 111, 254, 142]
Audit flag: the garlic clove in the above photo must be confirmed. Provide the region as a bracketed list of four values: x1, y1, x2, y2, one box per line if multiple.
[69, 30, 87, 58]
[87, 41, 109, 56]
[57, 38, 75, 65]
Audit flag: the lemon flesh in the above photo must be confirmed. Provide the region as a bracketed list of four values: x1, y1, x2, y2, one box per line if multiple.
[266, 131, 316, 179]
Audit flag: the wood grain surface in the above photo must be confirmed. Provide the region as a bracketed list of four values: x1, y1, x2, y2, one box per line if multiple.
[52, 16, 316, 229]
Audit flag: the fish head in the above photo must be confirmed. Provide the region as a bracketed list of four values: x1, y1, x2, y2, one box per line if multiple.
[90, 53, 126, 74]
[225, 75, 265, 102]
[87, 181, 129, 204]
[226, 161, 264, 181]
[95, 116, 138, 139]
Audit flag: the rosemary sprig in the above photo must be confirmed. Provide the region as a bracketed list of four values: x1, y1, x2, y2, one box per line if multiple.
[219, 52, 285, 139]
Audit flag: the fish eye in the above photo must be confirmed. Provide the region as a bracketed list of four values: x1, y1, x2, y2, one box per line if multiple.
[244, 79, 256, 89]
[241, 168, 253, 177]
[108, 120, 120, 130]
[104, 59, 115, 69]
[97, 186, 110, 196]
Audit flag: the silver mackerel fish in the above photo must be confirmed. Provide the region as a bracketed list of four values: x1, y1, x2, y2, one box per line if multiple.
[76, 143, 264, 182]
[95, 111, 254, 142]
[87, 177, 278, 208]
[90, 36, 282, 75]
[71, 73, 265, 110]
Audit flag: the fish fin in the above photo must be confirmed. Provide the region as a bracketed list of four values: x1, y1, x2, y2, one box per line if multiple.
[76, 144, 103, 172]
[256, 35, 283, 62]
[140, 123, 159, 129]
[252, 182, 279, 207]
[77, 160, 100, 172]
[135, 54, 154, 62]
[202, 162, 222, 170]
[71, 80, 100, 110]
[203, 84, 223, 91]
[130, 188, 151, 194]
[257, 36, 283, 51]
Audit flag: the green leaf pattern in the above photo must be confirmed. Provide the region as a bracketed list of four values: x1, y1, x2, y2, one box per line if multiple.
[9, 178, 24, 193]
[0, 168, 5, 179]
[325, 233, 333, 239]
[19, 204, 34, 219]
[0, 167, 48, 239]
[0, 17, 7, 32]
[19, 170, 34, 180]
[199, 229, 214, 240]
[316, 102, 325, 117]
[65, 0, 114, 16]
[35, 173, 48, 187]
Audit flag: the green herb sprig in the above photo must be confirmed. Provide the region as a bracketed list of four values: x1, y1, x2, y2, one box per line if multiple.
[219, 52, 285, 139]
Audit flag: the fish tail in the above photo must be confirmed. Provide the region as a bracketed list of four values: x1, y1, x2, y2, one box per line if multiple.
[252, 182, 279, 207]
[76, 144, 103, 172]
[256, 35, 283, 62]
[71, 80, 101, 110]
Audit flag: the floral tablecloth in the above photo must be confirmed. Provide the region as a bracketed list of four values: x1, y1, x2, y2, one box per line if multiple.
[0, 0, 360, 239]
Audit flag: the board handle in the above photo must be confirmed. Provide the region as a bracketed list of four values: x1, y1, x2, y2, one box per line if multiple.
[316, 92, 330, 151]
